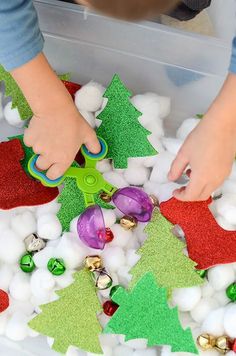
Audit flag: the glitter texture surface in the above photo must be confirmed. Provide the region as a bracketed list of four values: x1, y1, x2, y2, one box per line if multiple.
[9, 134, 34, 175]
[29, 268, 103, 354]
[104, 272, 198, 354]
[129, 209, 203, 296]
[160, 197, 236, 269]
[96, 74, 157, 169]
[0, 139, 58, 209]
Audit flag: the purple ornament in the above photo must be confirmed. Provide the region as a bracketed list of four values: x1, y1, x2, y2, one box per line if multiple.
[112, 187, 153, 222]
[77, 205, 106, 250]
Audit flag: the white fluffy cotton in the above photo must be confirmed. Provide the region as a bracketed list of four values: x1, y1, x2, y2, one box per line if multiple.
[11, 211, 36, 239]
[102, 209, 116, 228]
[3, 102, 25, 128]
[102, 246, 125, 272]
[126, 249, 140, 268]
[33, 246, 55, 268]
[215, 194, 236, 225]
[36, 199, 60, 217]
[172, 286, 202, 312]
[176, 118, 200, 140]
[224, 304, 236, 338]
[190, 298, 219, 323]
[207, 265, 235, 291]
[103, 171, 127, 188]
[124, 163, 149, 186]
[150, 151, 175, 183]
[30, 269, 55, 300]
[37, 213, 62, 240]
[75, 82, 105, 112]
[131, 92, 170, 119]
[201, 307, 225, 336]
[110, 224, 133, 248]
[5, 311, 30, 341]
[113, 345, 134, 356]
[162, 137, 183, 156]
[155, 182, 181, 203]
[0, 229, 25, 264]
[79, 109, 96, 128]
[9, 272, 31, 302]
[0, 265, 14, 291]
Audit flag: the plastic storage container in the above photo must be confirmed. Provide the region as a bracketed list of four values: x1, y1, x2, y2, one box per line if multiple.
[0, 0, 232, 354]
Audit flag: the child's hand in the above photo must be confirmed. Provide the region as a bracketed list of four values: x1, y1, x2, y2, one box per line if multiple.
[24, 110, 99, 179]
[168, 73, 236, 201]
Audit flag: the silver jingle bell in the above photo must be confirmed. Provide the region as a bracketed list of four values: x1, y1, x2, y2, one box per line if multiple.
[93, 268, 113, 290]
[24, 234, 46, 253]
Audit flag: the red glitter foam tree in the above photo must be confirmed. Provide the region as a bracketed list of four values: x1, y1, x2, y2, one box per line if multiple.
[0, 139, 58, 209]
[160, 197, 236, 270]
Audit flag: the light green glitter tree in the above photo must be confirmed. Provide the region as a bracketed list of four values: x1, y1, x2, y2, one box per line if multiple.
[29, 268, 103, 355]
[129, 209, 203, 296]
[96, 74, 157, 169]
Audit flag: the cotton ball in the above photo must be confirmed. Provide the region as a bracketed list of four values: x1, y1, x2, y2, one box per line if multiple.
[226, 352, 235, 356]
[79, 109, 95, 128]
[0, 264, 14, 291]
[126, 249, 140, 268]
[198, 349, 219, 356]
[119, 336, 147, 349]
[176, 118, 200, 140]
[0, 229, 25, 264]
[11, 211, 36, 239]
[102, 209, 116, 228]
[133, 349, 157, 356]
[156, 182, 181, 203]
[9, 272, 31, 302]
[30, 269, 55, 299]
[139, 113, 158, 126]
[55, 232, 89, 269]
[5, 311, 29, 341]
[161, 345, 171, 356]
[190, 298, 219, 323]
[109, 224, 133, 248]
[0, 210, 12, 229]
[117, 266, 132, 286]
[113, 345, 134, 356]
[66, 346, 87, 356]
[143, 155, 158, 168]
[98, 313, 110, 328]
[56, 270, 75, 289]
[215, 216, 236, 231]
[3, 102, 25, 128]
[33, 246, 55, 268]
[224, 304, 236, 338]
[208, 265, 235, 291]
[124, 164, 149, 186]
[222, 180, 236, 195]
[146, 119, 164, 138]
[201, 283, 214, 298]
[155, 95, 171, 119]
[150, 151, 175, 183]
[102, 246, 125, 272]
[148, 134, 165, 153]
[0, 313, 8, 335]
[36, 199, 60, 217]
[201, 307, 225, 336]
[100, 334, 119, 349]
[214, 290, 231, 307]
[162, 137, 183, 156]
[103, 171, 127, 189]
[215, 194, 236, 225]
[37, 213, 62, 240]
[131, 93, 160, 116]
[75, 81, 105, 112]
[96, 160, 112, 174]
[7, 297, 34, 316]
[172, 286, 201, 312]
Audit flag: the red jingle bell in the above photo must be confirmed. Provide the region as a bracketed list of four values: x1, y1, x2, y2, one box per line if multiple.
[103, 300, 119, 317]
[0, 289, 9, 313]
[104, 228, 114, 243]
[62, 80, 81, 99]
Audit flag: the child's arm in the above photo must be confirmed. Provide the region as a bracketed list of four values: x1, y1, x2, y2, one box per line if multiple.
[12, 53, 100, 179]
[168, 72, 236, 201]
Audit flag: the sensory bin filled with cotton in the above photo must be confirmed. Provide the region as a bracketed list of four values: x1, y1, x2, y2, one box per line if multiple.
[0, 75, 236, 356]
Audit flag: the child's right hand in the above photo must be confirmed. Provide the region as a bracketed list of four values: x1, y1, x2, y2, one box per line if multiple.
[24, 108, 100, 180]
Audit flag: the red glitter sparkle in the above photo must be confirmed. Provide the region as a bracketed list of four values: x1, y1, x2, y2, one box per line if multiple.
[62, 80, 81, 99]
[103, 300, 119, 317]
[160, 197, 236, 270]
[0, 289, 9, 313]
[0, 140, 58, 209]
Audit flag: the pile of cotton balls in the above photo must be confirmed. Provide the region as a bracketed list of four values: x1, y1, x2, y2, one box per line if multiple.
[0, 81, 236, 356]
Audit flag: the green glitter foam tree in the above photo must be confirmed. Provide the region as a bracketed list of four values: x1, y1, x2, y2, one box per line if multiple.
[104, 272, 198, 354]
[96, 74, 157, 169]
[29, 268, 103, 355]
[129, 209, 203, 296]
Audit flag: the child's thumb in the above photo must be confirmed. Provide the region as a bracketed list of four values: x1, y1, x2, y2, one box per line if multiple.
[84, 134, 101, 154]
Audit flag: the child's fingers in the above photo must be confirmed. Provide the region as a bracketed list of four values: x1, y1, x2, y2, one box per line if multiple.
[168, 152, 189, 181]
[173, 175, 207, 201]
[23, 128, 35, 147]
[84, 133, 101, 154]
[36, 156, 52, 171]
[46, 163, 67, 180]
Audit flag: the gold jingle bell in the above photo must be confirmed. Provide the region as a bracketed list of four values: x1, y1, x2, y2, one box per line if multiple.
[84, 255, 103, 272]
[120, 215, 138, 230]
[24, 233, 46, 253]
[214, 336, 232, 354]
[100, 192, 112, 203]
[197, 334, 216, 350]
[149, 195, 159, 207]
[93, 269, 113, 290]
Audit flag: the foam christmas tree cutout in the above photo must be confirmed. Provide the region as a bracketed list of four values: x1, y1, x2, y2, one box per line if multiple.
[0, 139, 58, 209]
[104, 272, 198, 354]
[160, 197, 236, 270]
[96, 74, 157, 168]
[29, 268, 103, 354]
[0, 65, 70, 120]
[129, 209, 203, 296]
[57, 161, 113, 231]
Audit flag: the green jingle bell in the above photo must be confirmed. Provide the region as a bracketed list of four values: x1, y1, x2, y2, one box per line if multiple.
[110, 285, 122, 298]
[20, 253, 36, 273]
[47, 258, 66, 276]
[226, 282, 236, 301]
[196, 269, 207, 279]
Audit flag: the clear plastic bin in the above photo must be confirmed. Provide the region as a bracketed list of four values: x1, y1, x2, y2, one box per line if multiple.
[0, 0, 232, 354]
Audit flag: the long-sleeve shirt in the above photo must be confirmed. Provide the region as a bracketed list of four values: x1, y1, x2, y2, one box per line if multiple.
[0, 0, 236, 74]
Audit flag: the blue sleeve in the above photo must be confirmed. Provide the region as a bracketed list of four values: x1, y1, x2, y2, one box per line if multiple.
[229, 37, 236, 74]
[0, 0, 44, 71]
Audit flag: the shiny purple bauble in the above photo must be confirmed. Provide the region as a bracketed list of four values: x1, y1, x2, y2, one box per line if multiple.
[77, 205, 106, 250]
[112, 187, 153, 222]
